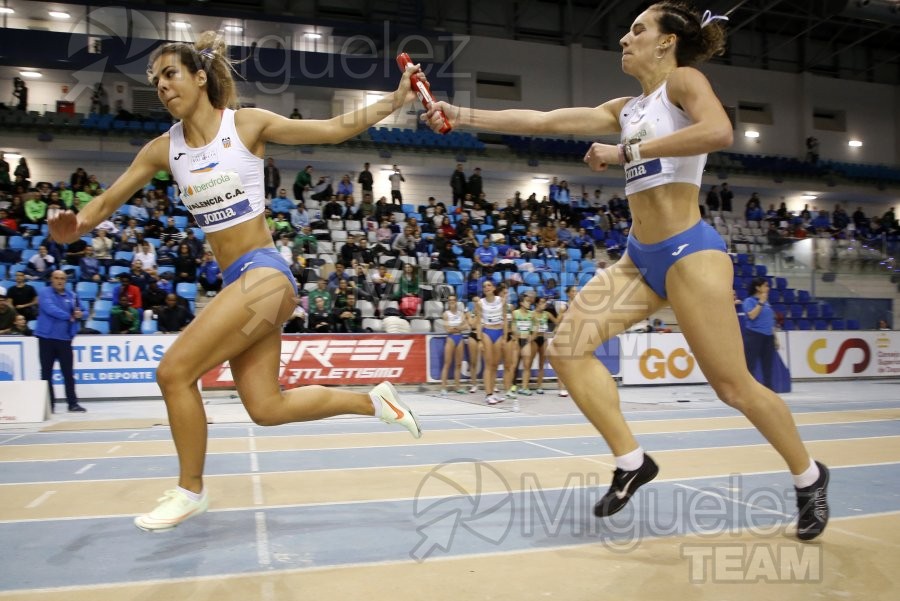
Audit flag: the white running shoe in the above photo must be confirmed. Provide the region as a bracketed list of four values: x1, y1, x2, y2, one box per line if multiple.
[559, 390, 569, 397]
[486, 394, 504, 405]
[469, 384, 478, 393]
[134, 488, 209, 531]
[372, 381, 422, 439]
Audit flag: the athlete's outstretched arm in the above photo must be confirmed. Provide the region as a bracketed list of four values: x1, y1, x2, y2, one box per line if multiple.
[242, 66, 419, 147]
[49, 136, 169, 243]
[423, 97, 629, 137]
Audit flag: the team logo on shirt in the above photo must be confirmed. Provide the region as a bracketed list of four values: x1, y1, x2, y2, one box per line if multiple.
[189, 147, 220, 173]
[221, 136, 231, 148]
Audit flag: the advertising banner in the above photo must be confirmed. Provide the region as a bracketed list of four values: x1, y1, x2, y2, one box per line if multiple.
[202, 334, 428, 388]
[787, 330, 900, 379]
[53, 335, 178, 398]
[620, 333, 707, 385]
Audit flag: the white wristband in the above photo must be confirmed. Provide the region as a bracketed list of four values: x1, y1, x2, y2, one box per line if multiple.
[631, 143, 642, 161]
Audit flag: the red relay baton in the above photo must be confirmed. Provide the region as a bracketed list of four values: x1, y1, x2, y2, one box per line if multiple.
[396, 53, 452, 134]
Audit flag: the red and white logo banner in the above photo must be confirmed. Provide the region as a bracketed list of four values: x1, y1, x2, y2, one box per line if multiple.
[202, 334, 428, 388]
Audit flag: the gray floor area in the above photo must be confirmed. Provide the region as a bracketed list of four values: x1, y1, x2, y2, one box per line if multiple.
[1, 379, 895, 431]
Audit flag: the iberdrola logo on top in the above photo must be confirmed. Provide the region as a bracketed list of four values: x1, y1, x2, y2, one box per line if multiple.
[184, 173, 232, 197]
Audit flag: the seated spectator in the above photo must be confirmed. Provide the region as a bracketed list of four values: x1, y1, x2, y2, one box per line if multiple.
[92, 228, 114, 267]
[283, 302, 307, 334]
[474, 237, 498, 273]
[0, 290, 19, 334]
[308, 278, 332, 310]
[6, 271, 37, 321]
[197, 251, 222, 296]
[25, 245, 56, 280]
[134, 241, 157, 272]
[5, 313, 33, 336]
[183, 228, 204, 258]
[292, 225, 318, 255]
[571, 227, 595, 259]
[156, 293, 194, 333]
[307, 296, 332, 332]
[174, 243, 198, 284]
[110, 292, 140, 334]
[161, 216, 184, 245]
[370, 265, 394, 301]
[327, 263, 352, 292]
[143, 278, 168, 311]
[383, 310, 411, 333]
[331, 294, 362, 333]
[112, 273, 143, 309]
[129, 196, 150, 224]
[270, 189, 295, 216]
[79, 245, 103, 282]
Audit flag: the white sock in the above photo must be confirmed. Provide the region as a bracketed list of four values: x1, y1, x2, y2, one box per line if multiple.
[615, 446, 645, 471]
[793, 460, 820, 488]
[178, 486, 204, 502]
[369, 392, 383, 418]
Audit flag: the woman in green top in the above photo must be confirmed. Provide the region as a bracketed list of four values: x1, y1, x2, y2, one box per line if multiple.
[504, 292, 536, 400]
[396, 263, 420, 298]
[531, 296, 559, 394]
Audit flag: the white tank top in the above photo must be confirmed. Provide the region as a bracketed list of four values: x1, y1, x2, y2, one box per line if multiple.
[167, 109, 265, 233]
[619, 81, 706, 196]
[445, 307, 467, 329]
[480, 296, 504, 326]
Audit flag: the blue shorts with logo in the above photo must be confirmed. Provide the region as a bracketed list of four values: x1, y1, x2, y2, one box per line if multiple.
[626, 220, 726, 299]
[222, 247, 298, 294]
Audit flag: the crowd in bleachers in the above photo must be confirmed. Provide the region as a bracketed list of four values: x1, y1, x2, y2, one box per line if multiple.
[1, 148, 894, 335]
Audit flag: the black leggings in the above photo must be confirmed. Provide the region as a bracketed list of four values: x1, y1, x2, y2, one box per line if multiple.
[39, 337, 78, 407]
[744, 330, 775, 389]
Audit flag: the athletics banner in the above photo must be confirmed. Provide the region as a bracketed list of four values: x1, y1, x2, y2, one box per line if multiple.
[201, 333, 429, 388]
[786, 330, 900, 379]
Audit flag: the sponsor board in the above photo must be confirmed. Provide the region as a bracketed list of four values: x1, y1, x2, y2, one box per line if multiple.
[788, 330, 900, 379]
[52, 335, 179, 398]
[202, 334, 428, 388]
[0, 337, 40, 381]
[621, 333, 707, 385]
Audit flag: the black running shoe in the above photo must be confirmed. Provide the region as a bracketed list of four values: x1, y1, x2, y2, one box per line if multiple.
[796, 461, 829, 541]
[68, 404, 87, 413]
[594, 454, 659, 518]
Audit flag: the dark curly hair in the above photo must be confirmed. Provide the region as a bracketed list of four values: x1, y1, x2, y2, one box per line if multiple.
[649, 2, 727, 66]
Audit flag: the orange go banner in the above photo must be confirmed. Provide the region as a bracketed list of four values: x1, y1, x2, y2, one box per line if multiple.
[201, 334, 429, 389]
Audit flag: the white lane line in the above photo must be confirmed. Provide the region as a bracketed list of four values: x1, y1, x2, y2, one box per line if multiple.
[74, 464, 95, 475]
[26, 491, 56, 509]
[249, 427, 264, 506]
[255, 511, 271, 566]
[0, 434, 26, 445]
[128, 433, 138, 439]
[106, 445, 121, 454]
[252, 474, 264, 506]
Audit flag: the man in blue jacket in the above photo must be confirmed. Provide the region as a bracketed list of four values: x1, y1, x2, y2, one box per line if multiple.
[35, 270, 86, 413]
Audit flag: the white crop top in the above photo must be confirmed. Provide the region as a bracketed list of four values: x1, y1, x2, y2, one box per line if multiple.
[480, 297, 505, 326]
[167, 109, 265, 233]
[619, 82, 706, 196]
[445, 308, 467, 329]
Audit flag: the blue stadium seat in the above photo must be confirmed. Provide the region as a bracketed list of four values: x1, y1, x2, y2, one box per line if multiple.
[831, 319, 845, 330]
[92, 300, 113, 320]
[76, 281, 99, 302]
[85, 319, 110, 334]
[175, 282, 198, 300]
[846, 319, 860, 330]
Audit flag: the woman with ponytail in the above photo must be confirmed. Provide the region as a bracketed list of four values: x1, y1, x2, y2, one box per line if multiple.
[423, 3, 829, 540]
[50, 32, 424, 531]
